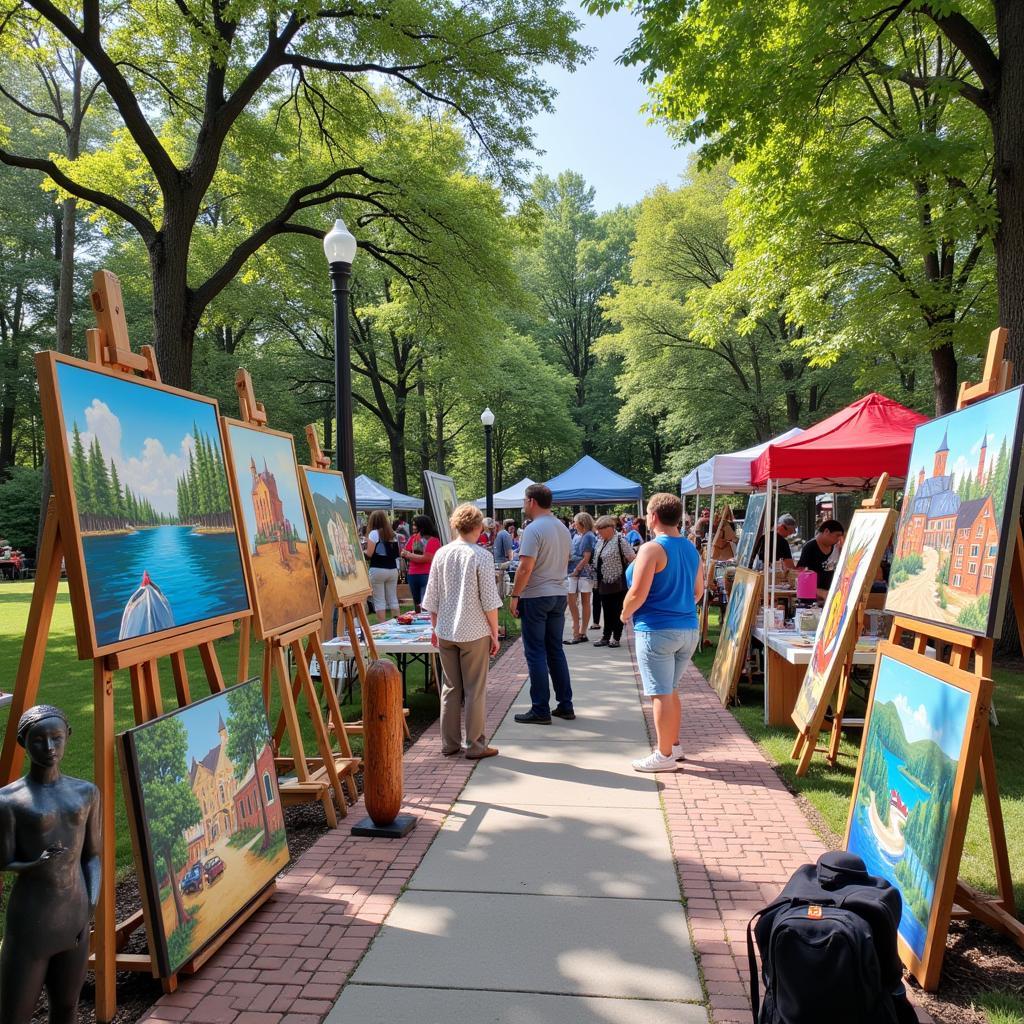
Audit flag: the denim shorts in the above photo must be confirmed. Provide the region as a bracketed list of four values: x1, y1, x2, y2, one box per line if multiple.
[634, 628, 699, 696]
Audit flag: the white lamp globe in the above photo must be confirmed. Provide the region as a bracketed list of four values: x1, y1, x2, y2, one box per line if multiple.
[480, 407, 495, 427]
[323, 218, 358, 264]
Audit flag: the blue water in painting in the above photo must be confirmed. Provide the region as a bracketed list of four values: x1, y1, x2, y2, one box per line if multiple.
[847, 744, 934, 959]
[82, 525, 248, 646]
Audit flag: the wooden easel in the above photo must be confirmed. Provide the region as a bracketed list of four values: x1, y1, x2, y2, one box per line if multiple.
[887, 327, 1024, 978]
[231, 373, 359, 820]
[790, 475, 893, 776]
[0, 270, 267, 1021]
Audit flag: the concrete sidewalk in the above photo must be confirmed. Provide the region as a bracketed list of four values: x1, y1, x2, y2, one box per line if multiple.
[328, 631, 708, 1023]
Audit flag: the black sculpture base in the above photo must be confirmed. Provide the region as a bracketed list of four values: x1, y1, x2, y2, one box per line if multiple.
[351, 813, 417, 838]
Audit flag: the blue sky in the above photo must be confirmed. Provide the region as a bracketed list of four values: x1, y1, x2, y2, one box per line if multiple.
[907, 387, 1022, 489]
[226, 424, 309, 543]
[56, 362, 222, 516]
[177, 693, 232, 767]
[874, 655, 970, 761]
[529, 4, 695, 211]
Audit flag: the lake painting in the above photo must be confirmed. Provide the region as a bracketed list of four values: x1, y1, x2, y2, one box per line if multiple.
[846, 652, 969, 962]
[49, 358, 250, 652]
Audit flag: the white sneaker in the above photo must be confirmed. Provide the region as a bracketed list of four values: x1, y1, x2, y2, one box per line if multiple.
[672, 744, 686, 763]
[632, 750, 679, 773]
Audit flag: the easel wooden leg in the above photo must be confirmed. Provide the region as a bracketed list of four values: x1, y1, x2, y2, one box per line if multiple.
[356, 603, 379, 659]
[238, 617, 251, 682]
[826, 669, 852, 766]
[0, 504, 62, 782]
[170, 650, 191, 706]
[93, 660, 117, 1024]
[198, 640, 226, 692]
[309, 633, 359, 803]
[292, 639, 347, 815]
[979, 725, 1017, 915]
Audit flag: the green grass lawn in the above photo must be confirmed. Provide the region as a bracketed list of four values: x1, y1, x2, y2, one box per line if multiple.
[694, 613, 1024, 912]
[0, 581, 443, 878]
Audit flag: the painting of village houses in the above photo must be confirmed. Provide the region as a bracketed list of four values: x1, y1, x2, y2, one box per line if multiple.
[886, 386, 1024, 637]
[224, 422, 323, 636]
[45, 356, 250, 654]
[119, 679, 289, 976]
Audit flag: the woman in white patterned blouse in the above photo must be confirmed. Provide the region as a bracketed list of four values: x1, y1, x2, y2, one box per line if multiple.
[422, 503, 503, 760]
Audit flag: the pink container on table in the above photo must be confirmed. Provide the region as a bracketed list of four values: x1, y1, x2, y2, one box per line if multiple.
[796, 570, 818, 601]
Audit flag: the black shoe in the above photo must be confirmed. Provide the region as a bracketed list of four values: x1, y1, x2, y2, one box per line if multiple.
[514, 710, 552, 724]
[551, 707, 576, 721]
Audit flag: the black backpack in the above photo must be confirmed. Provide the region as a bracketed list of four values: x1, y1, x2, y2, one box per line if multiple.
[747, 851, 918, 1024]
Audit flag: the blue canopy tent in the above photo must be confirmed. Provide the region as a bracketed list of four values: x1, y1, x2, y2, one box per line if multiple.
[544, 456, 643, 510]
[354, 474, 424, 512]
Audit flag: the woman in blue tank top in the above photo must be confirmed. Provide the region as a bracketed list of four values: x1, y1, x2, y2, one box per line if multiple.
[623, 492, 703, 773]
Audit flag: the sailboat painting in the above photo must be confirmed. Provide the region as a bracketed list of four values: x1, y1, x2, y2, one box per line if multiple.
[37, 353, 251, 658]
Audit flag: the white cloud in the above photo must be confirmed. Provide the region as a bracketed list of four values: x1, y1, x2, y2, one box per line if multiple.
[893, 693, 944, 749]
[69, 401, 192, 516]
[951, 454, 971, 486]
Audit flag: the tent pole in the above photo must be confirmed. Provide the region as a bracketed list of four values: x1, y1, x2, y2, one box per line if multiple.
[762, 480, 775, 725]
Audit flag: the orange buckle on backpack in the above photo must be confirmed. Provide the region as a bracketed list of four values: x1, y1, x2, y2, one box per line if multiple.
[807, 905, 823, 919]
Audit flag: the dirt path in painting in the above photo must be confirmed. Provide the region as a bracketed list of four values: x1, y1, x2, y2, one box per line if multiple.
[251, 541, 321, 628]
[159, 831, 284, 961]
[888, 546, 955, 623]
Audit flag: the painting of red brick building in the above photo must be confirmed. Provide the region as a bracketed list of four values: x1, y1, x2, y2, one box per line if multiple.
[887, 387, 1024, 636]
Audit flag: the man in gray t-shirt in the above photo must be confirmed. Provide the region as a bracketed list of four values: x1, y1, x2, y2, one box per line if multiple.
[510, 485, 574, 723]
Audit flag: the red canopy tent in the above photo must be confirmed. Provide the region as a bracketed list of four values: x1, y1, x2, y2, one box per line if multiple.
[750, 392, 929, 492]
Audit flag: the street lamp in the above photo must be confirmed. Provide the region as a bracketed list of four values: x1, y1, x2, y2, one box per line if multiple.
[323, 217, 358, 508]
[481, 407, 495, 519]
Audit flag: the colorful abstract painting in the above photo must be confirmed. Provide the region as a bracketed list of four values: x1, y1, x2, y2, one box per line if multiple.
[791, 508, 895, 735]
[119, 679, 290, 977]
[710, 567, 763, 705]
[886, 387, 1024, 637]
[41, 354, 250, 657]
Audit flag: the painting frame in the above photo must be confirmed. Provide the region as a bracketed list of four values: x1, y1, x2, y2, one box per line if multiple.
[117, 677, 290, 978]
[844, 642, 991, 989]
[221, 418, 323, 640]
[735, 492, 768, 569]
[299, 466, 372, 607]
[885, 386, 1024, 638]
[710, 567, 763, 705]
[424, 470, 459, 543]
[35, 350, 252, 661]
[791, 507, 896, 736]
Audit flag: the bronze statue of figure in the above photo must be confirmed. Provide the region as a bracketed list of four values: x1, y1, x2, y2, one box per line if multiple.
[0, 705, 101, 1024]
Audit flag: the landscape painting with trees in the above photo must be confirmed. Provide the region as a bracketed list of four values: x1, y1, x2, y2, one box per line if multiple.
[846, 650, 978, 973]
[120, 679, 289, 977]
[886, 387, 1024, 637]
[44, 355, 249, 653]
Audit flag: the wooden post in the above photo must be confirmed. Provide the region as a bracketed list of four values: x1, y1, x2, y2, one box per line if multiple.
[351, 660, 416, 837]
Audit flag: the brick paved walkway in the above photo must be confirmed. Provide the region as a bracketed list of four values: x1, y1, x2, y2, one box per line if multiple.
[140, 643, 530, 1024]
[629, 641, 933, 1024]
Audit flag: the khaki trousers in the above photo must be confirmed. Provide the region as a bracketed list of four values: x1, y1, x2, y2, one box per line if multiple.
[437, 635, 491, 756]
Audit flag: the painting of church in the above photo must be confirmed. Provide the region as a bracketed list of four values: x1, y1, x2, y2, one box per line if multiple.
[250, 457, 293, 548]
[886, 387, 1024, 636]
[189, 713, 238, 847]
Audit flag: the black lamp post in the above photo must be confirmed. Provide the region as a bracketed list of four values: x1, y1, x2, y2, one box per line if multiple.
[323, 218, 358, 508]
[481, 407, 495, 518]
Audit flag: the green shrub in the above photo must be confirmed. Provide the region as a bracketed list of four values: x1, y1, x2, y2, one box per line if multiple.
[980, 991, 1024, 1024]
[957, 594, 991, 631]
[0, 467, 42, 559]
[890, 553, 924, 581]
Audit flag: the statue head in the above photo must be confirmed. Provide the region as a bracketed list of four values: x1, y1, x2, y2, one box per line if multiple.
[17, 704, 71, 767]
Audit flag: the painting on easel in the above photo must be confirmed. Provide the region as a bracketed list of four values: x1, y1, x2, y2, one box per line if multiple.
[38, 353, 250, 657]
[301, 467, 371, 605]
[886, 386, 1024, 637]
[424, 470, 458, 543]
[222, 422, 322, 637]
[791, 508, 894, 734]
[734, 492, 767, 569]
[119, 678, 290, 977]
[845, 644, 988, 984]
[709, 567, 762, 705]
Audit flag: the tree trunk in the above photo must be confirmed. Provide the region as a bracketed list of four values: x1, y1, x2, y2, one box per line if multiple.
[150, 217, 197, 390]
[930, 341, 958, 414]
[417, 363, 428, 479]
[165, 848, 191, 927]
[389, 431, 408, 493]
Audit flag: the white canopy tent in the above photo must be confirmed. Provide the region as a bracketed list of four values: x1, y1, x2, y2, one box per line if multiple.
[680, 427, 804, 496]
[473, 477, 535, 512]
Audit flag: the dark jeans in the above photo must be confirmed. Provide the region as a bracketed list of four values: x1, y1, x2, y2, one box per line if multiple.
[599, 589, 625, 642]
[592, 590, 602, 626]
[519, 595, 573, 715]
[408, 573, 428, 610]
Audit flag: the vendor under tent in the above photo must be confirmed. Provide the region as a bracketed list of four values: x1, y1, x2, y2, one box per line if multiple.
[747, 392, 928, 726]
[543, 455, 643, 510]
[354, 473, 424, 512]
[473, 477, 535, 512]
